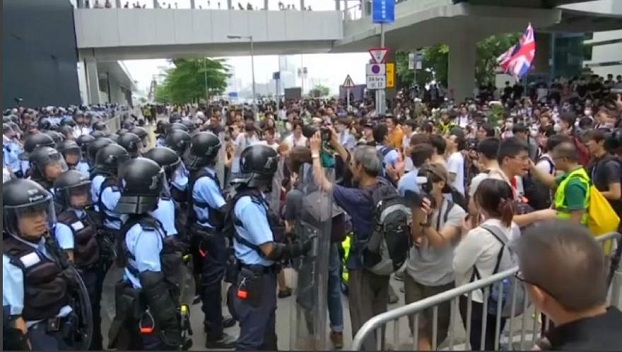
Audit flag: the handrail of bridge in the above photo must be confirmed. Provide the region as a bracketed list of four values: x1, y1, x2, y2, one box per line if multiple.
[342, 3, 363, 22]
[103, 107, 138, 132]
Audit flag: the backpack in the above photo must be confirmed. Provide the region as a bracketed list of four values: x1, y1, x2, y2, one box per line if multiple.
[362, 181, 411, 276]
[524, 155, 554, 210]
[447, 187, 468, 212]
[475, 224, 528, 318]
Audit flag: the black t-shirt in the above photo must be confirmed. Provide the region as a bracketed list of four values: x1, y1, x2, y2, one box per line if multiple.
[545, 306, 622, 350]
[576, 83, 588, 98]
[589, 156, 622, 215]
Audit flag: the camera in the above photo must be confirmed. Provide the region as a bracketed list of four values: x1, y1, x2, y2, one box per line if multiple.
[302, 124, 331, 142]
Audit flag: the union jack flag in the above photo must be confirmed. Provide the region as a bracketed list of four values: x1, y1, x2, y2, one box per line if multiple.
[497, 23, 536, 79]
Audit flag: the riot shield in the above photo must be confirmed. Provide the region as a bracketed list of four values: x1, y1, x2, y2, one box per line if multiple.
[268, 156, 285, 214]
[216, 132, 226, 188]
[289, 163, 333, 350]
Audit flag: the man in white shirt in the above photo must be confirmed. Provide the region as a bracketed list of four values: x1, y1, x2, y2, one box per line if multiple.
[445, 129, 466, 196]
[231, 121, 260, 175]
[259, 127, 280, 152]
[283, 122, 307, 149]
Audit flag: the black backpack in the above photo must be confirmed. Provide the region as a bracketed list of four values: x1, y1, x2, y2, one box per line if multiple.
[362, 181, 411, 276]
[524, 155, 554, 210]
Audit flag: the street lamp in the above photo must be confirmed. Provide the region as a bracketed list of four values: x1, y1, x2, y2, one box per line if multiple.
[227, 35, 256, 116]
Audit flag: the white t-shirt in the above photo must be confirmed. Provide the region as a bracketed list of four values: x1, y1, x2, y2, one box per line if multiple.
[232, 133, 259, 173]
[284, 134, 307, 149]
[402, 132, 415, 172]
[453, 219, 521, 302]
[259, 140, 280, 152]
[447, 151, 465, 195]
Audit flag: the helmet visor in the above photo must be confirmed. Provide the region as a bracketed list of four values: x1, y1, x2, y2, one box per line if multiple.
[65, 182, 92, 209]
[4, 197, 56, 237]
[39, 153, 68, 179]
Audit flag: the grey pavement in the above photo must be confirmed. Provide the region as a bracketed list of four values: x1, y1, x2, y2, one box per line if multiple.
[100, 268, 544, 351]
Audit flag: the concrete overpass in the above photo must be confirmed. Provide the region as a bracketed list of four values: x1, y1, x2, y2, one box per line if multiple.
[73, 0, 622, 101]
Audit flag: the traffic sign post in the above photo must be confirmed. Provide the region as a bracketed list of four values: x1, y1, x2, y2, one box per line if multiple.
[369, 48, 389, 64]
[366, 63, 387, 90]
[370, 0, 395, 115]
[342, 75, 356, 108]
[386, 63, 395, 88]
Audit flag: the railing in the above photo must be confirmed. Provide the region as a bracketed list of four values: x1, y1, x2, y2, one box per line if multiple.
[351, 232, 622, 351]
[103, 107, 136, 132]
[73, 0, 323, 11]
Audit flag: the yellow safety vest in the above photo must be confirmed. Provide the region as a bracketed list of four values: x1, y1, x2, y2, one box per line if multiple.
[554, 167, 590, 225]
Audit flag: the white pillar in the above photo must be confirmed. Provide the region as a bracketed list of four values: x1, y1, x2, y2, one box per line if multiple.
[85, 60, 101, 105]
[448, 36, 477, 102]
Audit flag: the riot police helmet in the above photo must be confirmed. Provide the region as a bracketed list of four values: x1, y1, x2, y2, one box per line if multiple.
[163, 129, 192, 155]
[90, 130, 106, 139]
[181, 119, 197, 133]
[121, 119, 134, 130]
[169, 113, 183, 124]
[3, 178, 56, 238]
[53, 170, 92, 210]
[109, 133, 121, 144]
[144, 146, 181, 180]
[87, 137, 114, 163]
[118, 132, 144, 158]
[94, 143, 130, 175]
[57, 140, 82, 167]
[44, 130, 65, 145]
[116, 128, 129, 136]
[232, 144, 279, 189]
[28, 146, 68, 182]
[38, 118, 52, 131]
[185, 132, 222, 170]
[20, 133, 56, 160]
[76, 134, 95, 156]
[114, 157, 165, 214]
[60, 118, 76, 128]
[3, 115, 11, 124]
[129, 126, 150, 146]
[92, 120, 107, 131]
[57, 125, 74, 141]
[155, 120, 170, 135]
[170, 122, 189, 133]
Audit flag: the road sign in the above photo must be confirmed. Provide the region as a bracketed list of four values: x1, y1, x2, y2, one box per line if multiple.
[369, 48, 389, 64]
[342, 75, 356, 88]
[366, 63, 386, 76]
[366, 75, 386, 90]
[386, 63, 395, 88]
[372, 0, 396, 24]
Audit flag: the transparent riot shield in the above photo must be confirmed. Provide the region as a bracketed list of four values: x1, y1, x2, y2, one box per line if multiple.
[216, 132, 226, 189]
[289, 163, 333, 350]
[268, 156, 285, 214]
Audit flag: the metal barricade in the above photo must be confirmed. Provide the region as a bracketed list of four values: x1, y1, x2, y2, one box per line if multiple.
[351, 232, 622, 351]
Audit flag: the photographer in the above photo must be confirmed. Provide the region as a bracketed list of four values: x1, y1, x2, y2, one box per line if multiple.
[406, 163, 466, 350]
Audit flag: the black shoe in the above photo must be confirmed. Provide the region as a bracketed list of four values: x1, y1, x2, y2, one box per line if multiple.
[223, 316, 236, 329]
[205, 333, 237, 349]
[278, 287, 292, 299]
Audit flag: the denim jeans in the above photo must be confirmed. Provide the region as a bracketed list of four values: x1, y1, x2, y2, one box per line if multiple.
[328, 243, 344, 333]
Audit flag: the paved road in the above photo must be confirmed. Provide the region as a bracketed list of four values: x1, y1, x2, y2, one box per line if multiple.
[99, 268, 543, 351]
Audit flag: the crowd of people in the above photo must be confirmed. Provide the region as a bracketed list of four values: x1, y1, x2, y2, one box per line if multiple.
[80, 0, 312, 10]
[3, 73, 622, 351]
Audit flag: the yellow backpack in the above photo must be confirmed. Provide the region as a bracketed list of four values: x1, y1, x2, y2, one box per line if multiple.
[587, 184, 620, 253]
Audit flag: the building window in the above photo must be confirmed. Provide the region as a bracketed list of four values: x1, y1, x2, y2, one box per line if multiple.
[583, 45, 592, 61]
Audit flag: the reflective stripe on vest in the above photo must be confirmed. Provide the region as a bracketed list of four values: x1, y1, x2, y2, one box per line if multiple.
[554, 167, 590, 225]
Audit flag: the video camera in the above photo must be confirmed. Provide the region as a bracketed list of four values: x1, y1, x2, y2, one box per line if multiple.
[302, 124, 331, 142]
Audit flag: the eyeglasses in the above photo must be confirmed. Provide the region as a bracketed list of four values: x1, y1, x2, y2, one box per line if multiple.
[515, 270, 561, 302]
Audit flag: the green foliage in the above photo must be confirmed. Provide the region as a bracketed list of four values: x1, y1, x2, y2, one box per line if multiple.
[313, 84, 331, 97]
[395, 33, 521, 88]
[155, 58, 230, 104]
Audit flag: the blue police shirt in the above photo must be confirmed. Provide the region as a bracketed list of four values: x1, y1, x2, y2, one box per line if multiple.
[3, 141, 21, 171]
[171, 163, 189, 191]
[91, 174, 106, 212]
[150, 197, 177, 236]
[2, 235, 72, 328]
[100, 186, 124, 230]
[156, 137, 165, 147]
[76, 161, 90, 177]
[20, 160, 30, 176]
[233, 195, 274, 267]
[397, 167, 420, 197]
[191, 167, 226, 228]
[53, 209, 87, 250]
[124, 222, 166, 289]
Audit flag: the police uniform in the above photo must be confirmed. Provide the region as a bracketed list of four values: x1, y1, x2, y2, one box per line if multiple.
[53, 170, 104, 350]
[2, 178, 90, 351]
[186, 132, 237, 348]
[108, 157, 190, 351]
[228, 144, 314, 350]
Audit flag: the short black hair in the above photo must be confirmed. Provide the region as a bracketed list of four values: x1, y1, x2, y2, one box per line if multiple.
[372, 123, 389, 144]
[477, 137, 500, 160]
[516, 221, 608, 312]
[429, 134, 446, 155]
[545, 134, 572, 153]
[497, 137, 529, 164]
[410, 143, 435, 168]
[478, 123, 495, 137]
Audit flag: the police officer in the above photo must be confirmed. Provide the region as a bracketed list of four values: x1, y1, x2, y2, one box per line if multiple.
[108, 158, 191, 351]
[118, 132, 144, 158]
[186, 132, 237, 348]
[91, 144, 130, 232]
[229, 144, 315, 350]
[143, 147, 183, 238]
[129, 126, 150, 149]
[57, 140, 84, 174]
[28, 146, 68, 192]
[75, 134, 95, 175]
[53, 170, 104, 350]
[86, 137, 113, 167]
[19, 133, 56, 177]
[3, 178, 90, 350]
[3, 124, 22, 177]
[164, 129, 192, 157]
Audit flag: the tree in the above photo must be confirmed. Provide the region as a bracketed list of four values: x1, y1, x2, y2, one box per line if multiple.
[155, 58, 230, 104]
[395, 33, 521, 88]
[312, 84, 331, 97]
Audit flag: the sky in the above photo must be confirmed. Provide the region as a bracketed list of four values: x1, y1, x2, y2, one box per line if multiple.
[124, 53, 371, 95]
[119, 0, 370, 95]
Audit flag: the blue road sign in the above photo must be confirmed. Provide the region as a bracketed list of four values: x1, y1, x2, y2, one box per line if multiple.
[372, 0, 395, 24]
[228, 92, 238, 98]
